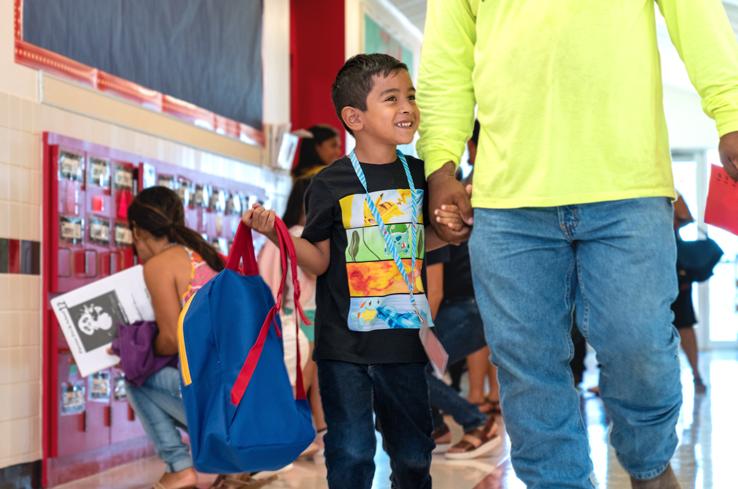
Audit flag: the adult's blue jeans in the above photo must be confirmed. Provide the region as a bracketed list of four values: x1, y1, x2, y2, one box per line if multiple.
[317, 360, 434, 489]
[126, 367, 191, 473]
[469, 198, 682, 489]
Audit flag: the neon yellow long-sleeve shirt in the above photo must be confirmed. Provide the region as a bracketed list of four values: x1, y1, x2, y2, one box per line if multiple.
[417, 0, 738, 208]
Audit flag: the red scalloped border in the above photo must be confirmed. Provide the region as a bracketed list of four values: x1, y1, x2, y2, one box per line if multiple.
[13, 0, 264, 146]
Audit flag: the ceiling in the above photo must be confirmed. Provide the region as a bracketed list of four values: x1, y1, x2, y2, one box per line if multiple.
[387, 0, 426, 31]
[388, 1, 738, 37]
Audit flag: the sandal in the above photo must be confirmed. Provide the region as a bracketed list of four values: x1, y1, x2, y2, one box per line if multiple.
[432, 422, 452, 454]
[445, 415, 502, 460]
[485, 398, 502, 417]
[472, 397, 502, 416]
[210, 473, 277, 488]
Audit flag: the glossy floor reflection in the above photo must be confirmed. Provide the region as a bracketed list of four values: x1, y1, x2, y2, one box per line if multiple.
[54, 350, 738, 489]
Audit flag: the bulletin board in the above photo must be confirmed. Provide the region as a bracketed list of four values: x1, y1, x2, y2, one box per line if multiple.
[14, 0, 264, 143]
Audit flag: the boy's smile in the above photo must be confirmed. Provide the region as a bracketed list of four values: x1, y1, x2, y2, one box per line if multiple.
[355, 69, 419, 161]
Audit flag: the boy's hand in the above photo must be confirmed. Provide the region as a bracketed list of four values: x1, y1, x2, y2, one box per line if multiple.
[242, 204, 278, 242]
[434, 205, 465, 233]
[432, 182, 474, 234]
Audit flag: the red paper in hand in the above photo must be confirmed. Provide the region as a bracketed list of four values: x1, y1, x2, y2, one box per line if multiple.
[704, 165, 738, 236]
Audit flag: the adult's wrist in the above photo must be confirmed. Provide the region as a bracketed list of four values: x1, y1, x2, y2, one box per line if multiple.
[428, 161, 457, 182]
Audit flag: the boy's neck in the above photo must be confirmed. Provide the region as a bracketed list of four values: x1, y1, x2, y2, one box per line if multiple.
[353, 143, 398, 165]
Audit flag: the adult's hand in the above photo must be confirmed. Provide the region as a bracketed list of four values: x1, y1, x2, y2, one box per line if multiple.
[427, 162, 473, 244]
[718, 131, 738, 181]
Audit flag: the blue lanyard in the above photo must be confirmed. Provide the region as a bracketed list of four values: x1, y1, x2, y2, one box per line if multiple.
[348, 150, 423, 319]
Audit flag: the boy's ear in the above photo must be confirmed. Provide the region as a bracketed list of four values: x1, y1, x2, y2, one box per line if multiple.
[341, 106, 364, 134]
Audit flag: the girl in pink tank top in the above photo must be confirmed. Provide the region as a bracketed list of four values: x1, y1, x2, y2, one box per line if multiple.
[127, 186, 232, 489]
[182, 248, 219, 305]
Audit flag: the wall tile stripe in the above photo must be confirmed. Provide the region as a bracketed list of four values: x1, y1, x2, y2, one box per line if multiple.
[7, 239, 19, 273]
[0, 239, 7, 273]
[0, 239, 39, 275]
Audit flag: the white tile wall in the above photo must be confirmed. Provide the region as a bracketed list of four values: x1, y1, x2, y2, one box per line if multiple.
[0, 91, 290, 473]
[0, 0, 289, 470]
[0, 68, 44, 468]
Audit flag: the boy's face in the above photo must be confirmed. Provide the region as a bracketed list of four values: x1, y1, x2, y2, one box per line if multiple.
[359, 69, 419, 146]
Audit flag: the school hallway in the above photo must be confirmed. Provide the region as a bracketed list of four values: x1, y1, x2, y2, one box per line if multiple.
[50, 351, 738, 489]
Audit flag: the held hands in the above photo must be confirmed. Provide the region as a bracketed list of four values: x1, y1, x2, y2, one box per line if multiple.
[434, 184, 472, 233]
[427, 162, 473, 244]
[719, 131, 738, 181]
[242, 204, 278, 242]
[428, 163, 474, 243]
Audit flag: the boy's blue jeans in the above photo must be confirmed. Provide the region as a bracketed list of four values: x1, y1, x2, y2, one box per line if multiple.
[126, 367, 191, 473]
[317, 360, 433, 489]
[469, 197, 682, 489]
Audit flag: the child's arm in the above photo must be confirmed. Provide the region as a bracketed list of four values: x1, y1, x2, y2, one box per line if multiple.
[243, 205, 330, 276]
[426, 262, 444, 320]
[425, 226, 447, 252]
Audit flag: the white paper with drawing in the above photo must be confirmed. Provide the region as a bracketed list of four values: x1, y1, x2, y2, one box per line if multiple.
[50, 265, 155, 377]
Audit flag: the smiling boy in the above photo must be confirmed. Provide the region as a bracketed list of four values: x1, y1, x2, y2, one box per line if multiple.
[244, 54, 458, 489]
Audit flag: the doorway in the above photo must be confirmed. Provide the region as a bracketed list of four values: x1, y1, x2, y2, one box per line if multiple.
[672, 149, 738, 349]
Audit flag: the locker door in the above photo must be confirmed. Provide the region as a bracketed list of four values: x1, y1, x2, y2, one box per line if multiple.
[55, 354, 111, 457]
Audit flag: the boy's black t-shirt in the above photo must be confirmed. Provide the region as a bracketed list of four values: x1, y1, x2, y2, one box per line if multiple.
[302, 155, 431, 364]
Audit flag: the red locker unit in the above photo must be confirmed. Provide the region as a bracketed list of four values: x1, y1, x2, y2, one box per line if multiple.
[42, 133, 266, 487]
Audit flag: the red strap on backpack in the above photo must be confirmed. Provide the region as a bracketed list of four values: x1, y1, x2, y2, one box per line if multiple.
[225, 222, 259, 275]
[229, 219, 310, 406]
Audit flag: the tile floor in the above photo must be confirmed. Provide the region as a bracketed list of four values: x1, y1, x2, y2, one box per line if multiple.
[54, 350, 738, 489]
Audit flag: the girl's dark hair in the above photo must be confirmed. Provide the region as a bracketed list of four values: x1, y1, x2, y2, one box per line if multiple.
[282, 177, 312, 229]
[291, 125, 340, 179]
[127, 186, 224, 272]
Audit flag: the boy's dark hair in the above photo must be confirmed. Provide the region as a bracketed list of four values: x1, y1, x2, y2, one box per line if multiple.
[331, 53, 408, 134]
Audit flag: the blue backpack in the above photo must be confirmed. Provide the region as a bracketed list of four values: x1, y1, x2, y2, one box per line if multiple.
[177, 219, 315, 473]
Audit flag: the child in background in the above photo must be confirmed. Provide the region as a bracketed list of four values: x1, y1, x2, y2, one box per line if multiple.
[258, 175, 326, 456]
[291, 124, 343, 179]
[244, 54, 462, 488]
[126, 187, 220, 489]
[127, 187, 273, 489]
[425, 245, 502, 459]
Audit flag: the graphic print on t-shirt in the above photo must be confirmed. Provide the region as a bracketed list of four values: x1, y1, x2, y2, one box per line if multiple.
[340, 188, 433, 332]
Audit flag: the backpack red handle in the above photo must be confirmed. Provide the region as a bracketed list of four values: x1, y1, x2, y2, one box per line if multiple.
[226, 223, 259, 275]
[230, 218, 311, 406]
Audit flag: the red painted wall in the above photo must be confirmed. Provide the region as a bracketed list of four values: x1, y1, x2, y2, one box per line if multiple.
[290, 0, 345, 136]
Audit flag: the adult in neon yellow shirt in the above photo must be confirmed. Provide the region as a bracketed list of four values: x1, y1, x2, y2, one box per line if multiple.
[417, 1, 738, 488]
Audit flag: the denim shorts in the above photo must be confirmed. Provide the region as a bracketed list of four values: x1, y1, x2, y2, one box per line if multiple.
[434, 298, 487, 364]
